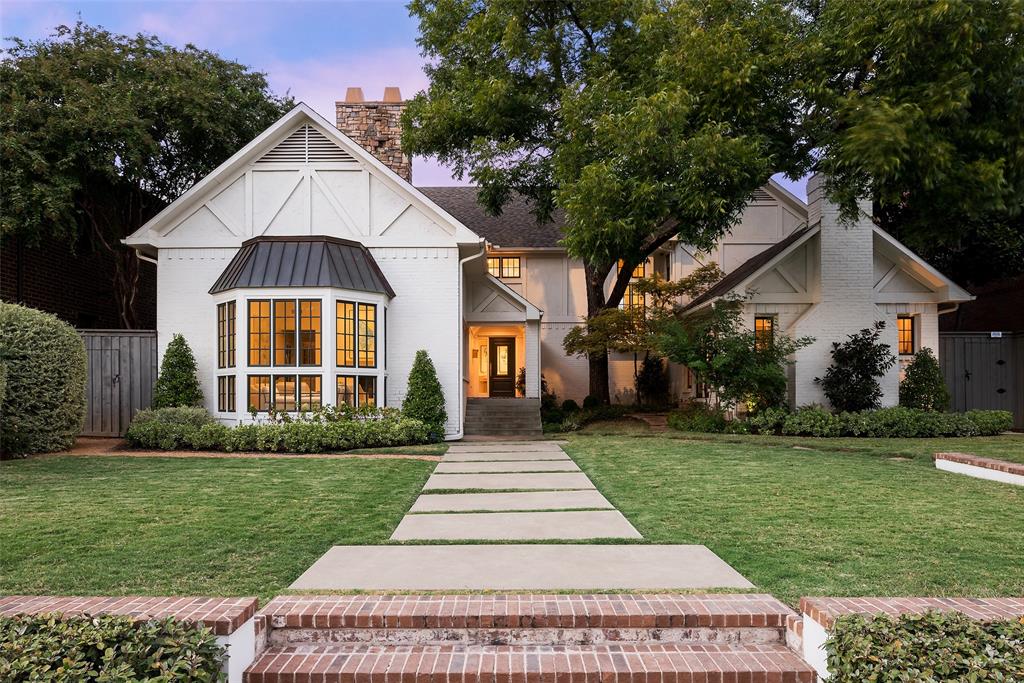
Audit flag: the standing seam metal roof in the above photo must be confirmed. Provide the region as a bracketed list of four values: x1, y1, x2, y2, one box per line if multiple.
[208, 236, 395, 297]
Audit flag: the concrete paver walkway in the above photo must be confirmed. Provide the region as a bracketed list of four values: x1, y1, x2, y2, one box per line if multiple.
[409, 490, 614, 512]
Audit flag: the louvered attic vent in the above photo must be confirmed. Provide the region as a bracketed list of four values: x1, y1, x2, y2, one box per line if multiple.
[750, 188, 774, 202]
[256, 124, 355, 163]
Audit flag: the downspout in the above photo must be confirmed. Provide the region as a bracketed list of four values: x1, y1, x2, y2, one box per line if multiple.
[452, 239, 487, 440]
[134, 249, 158, 266]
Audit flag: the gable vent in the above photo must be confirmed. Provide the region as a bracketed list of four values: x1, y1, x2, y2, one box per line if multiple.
[750, 188, 774, 202]
[256, 124, 355, 164]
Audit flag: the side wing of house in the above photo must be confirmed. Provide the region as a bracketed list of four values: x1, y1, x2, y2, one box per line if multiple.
[126, 104, 479, 436]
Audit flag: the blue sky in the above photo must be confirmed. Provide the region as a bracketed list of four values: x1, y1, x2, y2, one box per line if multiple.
[0, 0, 805, 197]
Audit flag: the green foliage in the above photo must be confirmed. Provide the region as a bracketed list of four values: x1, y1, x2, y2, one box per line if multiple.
[0, 22, 292, 326]
[557, 404, 632, 433]
[667, 402, 729, 434]
[635, 355, 671, 406]
[0, 303, 87, 457]
[816, 322, 896, 412]
[965, 410, 1014, 436]
[747, 406, 789, 435]
[582, 395, 602, 410]
[806, 0, 1024, 264]
[561, 399, 580, 414]
[782, 406, 841, 437]
[900, 348, 950, 411]
[152, 334, 203, 409]
[125, 408, 430, 453]
[402, 350, 447, 437]
[0, 612, 225, 681]
[826, 611, 1024, 682]
[659, 297, 812, 412]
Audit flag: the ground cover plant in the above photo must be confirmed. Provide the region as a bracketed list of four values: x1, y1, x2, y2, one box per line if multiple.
[0, 612, 224, 682]
[0, 455, 433, 600]
[563, 432, 1024, 605]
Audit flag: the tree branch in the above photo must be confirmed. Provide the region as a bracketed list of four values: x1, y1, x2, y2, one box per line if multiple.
[604, 218, 681, 308]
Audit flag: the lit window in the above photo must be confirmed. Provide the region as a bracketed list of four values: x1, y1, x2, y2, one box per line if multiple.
[488, 256, 520, 278]
[336, 375, 356, 407]
[299, 300, 321, 366]
[217, 301, 236, 369]
[248, 375, 271, 412]
[274, 375, 297, 412]
[299, 375, 321, 410]
[217, 375, 235, 412]
[358, 303, 376, 368]
[337, 301, 355, 367]
[358, 376, 377, 407]
[620, 260, 646, 310]
[755, 316, 775, 351]
[274, 300, 297, 366]
[248, 300, 271, 366]
[898, 316, 915, 355]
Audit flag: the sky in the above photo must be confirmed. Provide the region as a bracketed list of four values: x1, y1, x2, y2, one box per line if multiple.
[0, 0, 805, 198]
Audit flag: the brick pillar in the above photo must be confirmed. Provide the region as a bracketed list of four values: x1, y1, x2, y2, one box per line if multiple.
[336, 87, 412, 183]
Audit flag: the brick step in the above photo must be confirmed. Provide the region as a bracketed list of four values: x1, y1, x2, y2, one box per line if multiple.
[244, 643, 814, 682]
[256, 595, 795, 647]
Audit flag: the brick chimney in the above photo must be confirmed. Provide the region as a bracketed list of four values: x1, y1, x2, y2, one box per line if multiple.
[336, 87, 412, 182]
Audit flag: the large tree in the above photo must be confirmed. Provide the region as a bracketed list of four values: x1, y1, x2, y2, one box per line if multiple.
[0, 22, 293, 327]
[804, 0, 1024, 285]
[403, 0, 811, 402]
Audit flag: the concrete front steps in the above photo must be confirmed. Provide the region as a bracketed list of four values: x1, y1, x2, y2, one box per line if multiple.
[464, 398, 542, 437]
[245, 594, 815, 682]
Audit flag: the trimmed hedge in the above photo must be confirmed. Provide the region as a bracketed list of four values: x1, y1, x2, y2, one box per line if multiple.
[402, 349, 447, 437]
[826, 611, 1024, 682]
[152, 333, 203, 408]
[0, 303, 87, 457]
[125, 406, 430, 453]
[0, 612, 225, 681]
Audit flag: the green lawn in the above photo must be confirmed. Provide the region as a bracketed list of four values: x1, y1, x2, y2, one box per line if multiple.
[0, 455, 433, 600]
[563, 432, 1024, 605]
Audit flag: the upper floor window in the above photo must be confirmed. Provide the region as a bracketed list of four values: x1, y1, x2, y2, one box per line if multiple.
[488, 256, 521, 279]
[897, 315, 915, 355]
[248, 300, 271, 366]
[620, 260, 646, 310]
[337, 300, 377, 368]
[754, 316, 775, 352]
[217, 301, 236, 369]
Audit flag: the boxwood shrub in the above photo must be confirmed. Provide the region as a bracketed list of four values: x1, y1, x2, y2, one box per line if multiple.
[125, 406, 431, 453]
[0, 303, 87, 457]
[0, 612, 225, 681]
[753, 406, 1013, 438]
[826, 611, 1024, 682]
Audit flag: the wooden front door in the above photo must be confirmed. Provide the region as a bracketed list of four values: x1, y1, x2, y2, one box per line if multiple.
[488, 337, 516, 397]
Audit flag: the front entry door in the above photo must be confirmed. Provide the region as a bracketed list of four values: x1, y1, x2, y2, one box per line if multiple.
[488, 337, 516, 397]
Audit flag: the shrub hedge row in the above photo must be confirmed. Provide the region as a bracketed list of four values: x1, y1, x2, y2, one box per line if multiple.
[0, 613, 225, 681]
[125, 406, 431, 453]
[826, 611, 1024, 682]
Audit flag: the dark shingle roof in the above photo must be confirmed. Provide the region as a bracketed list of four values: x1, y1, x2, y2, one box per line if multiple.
[209, 236, 395, 297]
[680, 225, 815, 312]
[418, 186, 565, 248]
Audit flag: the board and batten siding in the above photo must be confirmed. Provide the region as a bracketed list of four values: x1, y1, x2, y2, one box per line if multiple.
[80, 329, 158, 436]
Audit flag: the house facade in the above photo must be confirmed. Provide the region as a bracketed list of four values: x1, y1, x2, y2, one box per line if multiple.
[124, 91, 972, 438]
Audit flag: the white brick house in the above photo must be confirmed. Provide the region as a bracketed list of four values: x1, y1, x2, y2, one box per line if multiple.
[125, 94, 972, 437]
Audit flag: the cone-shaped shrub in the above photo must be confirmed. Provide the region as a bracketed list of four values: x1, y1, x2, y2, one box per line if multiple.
[899, 347, 950, 411]
[402, 349, 446, 436]
[152, 334, 204, 408]
[0, 303, 87, 456]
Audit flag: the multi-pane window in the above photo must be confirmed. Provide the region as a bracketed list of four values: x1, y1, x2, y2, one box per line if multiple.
[299, 300, 321, 365]
[358, 303, 376, 368]
[274, 375, 297, 412]
[299, 375, 321, 410]
[487, 256, 521, 279]
[217, 301, 236, 369]
[274, 300, 297, 366]
[217, 376, 235, 413]
[358, 376, 377, 407]
[337, 376, 356, 407]
[754, 316, 775, 352]
[248, 300, 271, 366]
[337, 301, 355, 367]
[248, 375, 271, 412]
[620, 260, 646, 310]
[897, 315, 915, 355]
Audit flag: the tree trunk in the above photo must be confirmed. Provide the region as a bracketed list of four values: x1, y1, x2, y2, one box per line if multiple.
[584, 262, 612, 404]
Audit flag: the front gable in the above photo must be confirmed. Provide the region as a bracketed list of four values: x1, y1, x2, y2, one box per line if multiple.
[125, 105, 478, 252]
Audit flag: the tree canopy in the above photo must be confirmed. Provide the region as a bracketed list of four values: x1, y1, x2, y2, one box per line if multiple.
[1, 22, 293, 326]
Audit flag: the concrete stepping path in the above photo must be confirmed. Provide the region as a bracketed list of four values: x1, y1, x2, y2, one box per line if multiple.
[423, 472, 594, 491]
[446, 443, 564, 453]
[392, 510, 640, 540]
[434, 460, 580, 473]
[443, 450, 571, 462]
[291, 545, 754, 590]
[409, 490, 615, 512]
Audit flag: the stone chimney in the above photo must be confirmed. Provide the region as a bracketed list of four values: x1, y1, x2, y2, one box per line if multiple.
[336, 87, 412, 182]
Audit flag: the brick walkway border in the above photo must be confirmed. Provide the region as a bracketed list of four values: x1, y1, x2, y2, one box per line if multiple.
[801, 596, 1024, 630]
[934, 452, 1024, 477]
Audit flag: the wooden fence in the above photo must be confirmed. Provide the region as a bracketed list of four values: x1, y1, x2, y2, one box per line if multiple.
[940, 331, 1023, 429]
[79, 330, 158, 437]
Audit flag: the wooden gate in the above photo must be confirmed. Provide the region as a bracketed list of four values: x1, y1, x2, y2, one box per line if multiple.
[940, 332, 1023, 429]
[79, 330, 158, 436]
